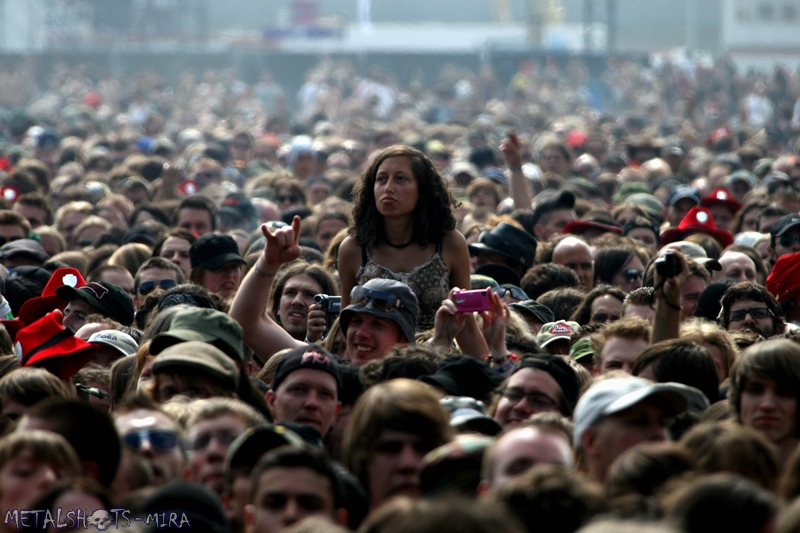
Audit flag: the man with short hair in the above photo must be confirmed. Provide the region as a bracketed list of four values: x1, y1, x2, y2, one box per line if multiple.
[622, 287, 655, 321]
[665, 186, 700, 228]
[718, 282, 785, 338]
[184, 397, 266, 495]
[245, 445, 347, 533]
[770, 213, 800, 260]
[222, 425, 305, 533]
[531, 190, 577, 241]
[114, 395, 186, 487]
[87, 265, 136, 298]
[478, 415, 574, 492]
[714, 251, 757, 283]
[573, 376, 695, 483]
[14, 192, 52, 229]
[266, 344, 341, 438]
[591, 317, 651, 375]
[134, 256, 185, 306]
[178, 195, 216, 236]
[0, 209, 30, 244]
[552, 237, 594, 291]
[315, 213, 349, 252]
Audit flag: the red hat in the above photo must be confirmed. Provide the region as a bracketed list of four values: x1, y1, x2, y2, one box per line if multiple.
[562, 218, 623, 237]
[16, 311, 97, 380]
[566, 130, 587, 149]
[18, 268, 86, 326]
[660, 206, 733, 248]
[0, 319, 25, 343]
[767, 251, 800, 303]
[700, 188, 743, 214]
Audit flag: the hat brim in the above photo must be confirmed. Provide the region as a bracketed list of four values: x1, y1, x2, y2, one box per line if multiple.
[340, 303, 416, 346]
[25, 342, 98, 380]
[89, 339, 134, 356]
[226, 425, 303, 471]
[419, 374, 462, 397]
[449, 412, 502, 436]
[667, 194, 700, 207]
[603, 383, 692, 419]
[151, 330, 242, 362]
[509, 303, 552, 324]
[196, 253, 246, 270]
[660, 226, 733, 248]
[700, 198, 743, 213]
[19, 296, 68, 326]
[539, 335, 571, 348]
[562, 220, 622, 236]
[152, 355, 237, 390]
[774, 220, 800, 237]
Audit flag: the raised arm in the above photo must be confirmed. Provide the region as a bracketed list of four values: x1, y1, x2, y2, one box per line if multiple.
[650, 250, 689, 344]
[445, 230, 490, 358]
[500, 130, 533, 210]
[229, 216, 304, 361]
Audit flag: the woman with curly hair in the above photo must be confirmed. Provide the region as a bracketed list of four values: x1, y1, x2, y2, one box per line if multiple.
[338, 145, 485, 351]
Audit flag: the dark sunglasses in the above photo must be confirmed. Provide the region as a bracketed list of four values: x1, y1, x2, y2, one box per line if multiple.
[123, 429, 180, 451]
[727, 307, 772, 322]
[492, 286, 528, 300]
[350, 286, 405, 313]
[624, 269, 644, 283]
[779, 234, 800, 247]
[276, 194, 300, 203]
[138, 279, 178, 295]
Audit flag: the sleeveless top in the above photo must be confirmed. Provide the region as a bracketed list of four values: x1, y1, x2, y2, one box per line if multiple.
[357, 242, 450, 331]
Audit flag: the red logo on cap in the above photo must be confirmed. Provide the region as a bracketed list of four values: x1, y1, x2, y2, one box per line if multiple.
[302, 350, 331, 366]
[84, 283, 109, 299]
[550, 323, 574, 335]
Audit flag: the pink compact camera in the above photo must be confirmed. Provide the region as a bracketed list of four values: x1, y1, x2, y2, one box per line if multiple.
[453, 289, 491, 313]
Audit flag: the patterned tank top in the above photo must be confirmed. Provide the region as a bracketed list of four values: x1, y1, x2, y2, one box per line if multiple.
[357, 243, 450, 331]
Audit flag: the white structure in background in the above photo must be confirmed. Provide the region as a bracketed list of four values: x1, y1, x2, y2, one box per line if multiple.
[721, 0, 800, 70]
[0, 0, 46, 51]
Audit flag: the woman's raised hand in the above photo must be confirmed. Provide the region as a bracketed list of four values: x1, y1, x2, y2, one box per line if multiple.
[261, 215, 303, 269]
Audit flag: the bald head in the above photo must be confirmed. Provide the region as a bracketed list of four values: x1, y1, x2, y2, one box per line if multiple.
[553, 237, 594, 291]
[714, 251, 756, 283]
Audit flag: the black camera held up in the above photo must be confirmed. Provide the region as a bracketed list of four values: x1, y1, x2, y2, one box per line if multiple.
[314, 294, 341, 329]
[655, 253, 679, 279]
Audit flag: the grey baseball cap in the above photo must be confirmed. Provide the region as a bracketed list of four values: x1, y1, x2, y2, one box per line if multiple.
[573, 376, 697, 449]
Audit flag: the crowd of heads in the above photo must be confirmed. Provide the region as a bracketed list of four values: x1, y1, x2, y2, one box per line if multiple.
[3, 53, 800, 533]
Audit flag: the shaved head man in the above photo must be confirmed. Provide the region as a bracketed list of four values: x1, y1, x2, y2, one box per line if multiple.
[553, 237, 594, 291]
[714, 251, 756, 284]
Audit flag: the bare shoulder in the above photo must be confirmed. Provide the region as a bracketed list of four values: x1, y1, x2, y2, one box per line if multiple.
[339, 235, 362, 258]
[442, 229, 468, 252]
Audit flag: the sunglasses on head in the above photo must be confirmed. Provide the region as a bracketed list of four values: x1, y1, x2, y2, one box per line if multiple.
[624, 269, 644, 282]
[492, 286, 528, 300]
[138, 279, 178, 295]
[123, 429, 180, 452]
[350, 286, 405, 313]
[276, 194, 299, 203]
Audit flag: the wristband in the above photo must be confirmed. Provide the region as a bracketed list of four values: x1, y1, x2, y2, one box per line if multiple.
[509, 166, 523, 173]
[254, 264, 278, 278]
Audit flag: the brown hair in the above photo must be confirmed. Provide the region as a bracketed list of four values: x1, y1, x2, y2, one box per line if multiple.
[342, 379, 452, 493]
[350, 145, 458, 249]
[590, 316, 651, 370]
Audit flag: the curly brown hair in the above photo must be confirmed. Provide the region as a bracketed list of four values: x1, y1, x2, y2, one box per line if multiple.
[350, 145, 458, 248]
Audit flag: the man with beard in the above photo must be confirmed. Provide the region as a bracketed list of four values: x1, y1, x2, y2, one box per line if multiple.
[718, 282, 785, 339]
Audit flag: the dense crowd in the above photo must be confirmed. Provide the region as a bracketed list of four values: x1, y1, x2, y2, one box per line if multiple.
[2, 52, 800, 533]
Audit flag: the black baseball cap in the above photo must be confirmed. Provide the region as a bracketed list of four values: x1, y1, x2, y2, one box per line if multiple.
[55, 281, 135, 326]
[531, 190, 576, 228]
[190, 234, 246, 270]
